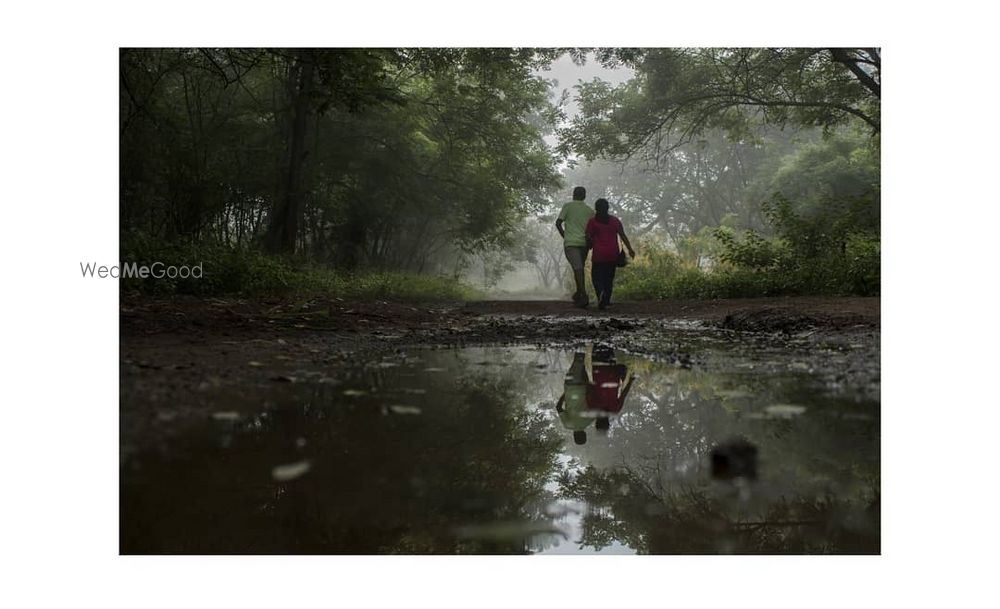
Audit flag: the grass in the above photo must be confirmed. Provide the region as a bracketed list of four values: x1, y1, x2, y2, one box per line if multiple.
[119, 239, 479, 301]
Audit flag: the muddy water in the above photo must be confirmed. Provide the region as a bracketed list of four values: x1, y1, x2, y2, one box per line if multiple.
[121, 344, 879, 554]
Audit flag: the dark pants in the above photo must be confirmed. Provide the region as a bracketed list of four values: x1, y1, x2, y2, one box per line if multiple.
[591, 262, 617, 306]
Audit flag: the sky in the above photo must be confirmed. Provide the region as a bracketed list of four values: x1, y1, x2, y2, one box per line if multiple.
[534, 52, 635, 152]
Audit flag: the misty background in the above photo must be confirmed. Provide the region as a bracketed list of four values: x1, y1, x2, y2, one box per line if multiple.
[120, 48, 879, 300]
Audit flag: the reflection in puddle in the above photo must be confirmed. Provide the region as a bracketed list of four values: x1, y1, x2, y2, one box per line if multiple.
[122, 344, 879, 554]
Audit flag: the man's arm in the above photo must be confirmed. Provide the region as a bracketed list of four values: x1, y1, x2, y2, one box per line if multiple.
[555, 218, 565, 239]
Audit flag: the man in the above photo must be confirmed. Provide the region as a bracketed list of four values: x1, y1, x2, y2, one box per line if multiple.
[555, 186, 594, 307]
[556, 350, 593, 445]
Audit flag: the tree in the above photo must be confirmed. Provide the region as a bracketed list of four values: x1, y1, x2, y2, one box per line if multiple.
[561, 48, 880, 163]
[120, 48, 564, 271]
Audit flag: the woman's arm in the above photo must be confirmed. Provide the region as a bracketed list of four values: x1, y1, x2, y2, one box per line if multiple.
[617, 222, 635, 257]
[619, 375, 635, 407]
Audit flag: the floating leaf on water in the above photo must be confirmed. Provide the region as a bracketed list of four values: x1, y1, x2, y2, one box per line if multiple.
[765, 404, 807, 418]
[716, 390, 752, 399]
[271, 460, 311, 481]
[388, 405, 422, 415]
[342, 389, 367, 397]
[212, 411, 241, 421]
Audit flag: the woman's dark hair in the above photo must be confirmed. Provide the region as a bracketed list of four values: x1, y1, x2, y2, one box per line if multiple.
[572, 186, 586, 201]
[595, 198, 610, 224]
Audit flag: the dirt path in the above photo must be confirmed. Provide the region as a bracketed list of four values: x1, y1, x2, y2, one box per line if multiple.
[464, 296, 879, 325]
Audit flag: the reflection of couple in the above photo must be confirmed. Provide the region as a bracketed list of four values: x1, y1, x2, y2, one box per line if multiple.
[555, 343, 634, 445]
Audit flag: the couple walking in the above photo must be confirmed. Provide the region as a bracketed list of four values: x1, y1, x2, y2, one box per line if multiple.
[555, 186, 635, 309]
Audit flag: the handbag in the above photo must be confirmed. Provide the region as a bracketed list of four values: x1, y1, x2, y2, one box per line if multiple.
[616, 249, 628, 268]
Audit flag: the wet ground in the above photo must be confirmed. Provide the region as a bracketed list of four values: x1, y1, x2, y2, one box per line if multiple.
[121, 297, 879, 554]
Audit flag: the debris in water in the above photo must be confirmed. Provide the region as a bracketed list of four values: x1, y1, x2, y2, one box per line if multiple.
[716, 390, 752, 399]
[272, 460, 311, 481]
[388, 405, 422, 415]
[765, 404, 807, 418]
[342, 389, 367, 397]
[211, 411, 241, 421]
[248, 361, 264, 367]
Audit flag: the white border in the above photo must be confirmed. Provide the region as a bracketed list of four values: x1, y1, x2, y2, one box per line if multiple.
[4, 1, 999, 607]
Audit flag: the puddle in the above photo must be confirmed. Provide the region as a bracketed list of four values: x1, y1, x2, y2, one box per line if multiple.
[121, 344, 879, 554]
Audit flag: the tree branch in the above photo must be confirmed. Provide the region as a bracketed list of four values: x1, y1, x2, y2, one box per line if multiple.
[828, 48, 881, 98]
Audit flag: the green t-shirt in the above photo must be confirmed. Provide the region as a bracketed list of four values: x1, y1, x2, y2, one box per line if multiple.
[558, 200, 594, 247]
[559, 384, 592, 431]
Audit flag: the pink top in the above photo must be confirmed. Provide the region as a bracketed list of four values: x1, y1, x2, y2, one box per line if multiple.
[585, 216, 623, 264]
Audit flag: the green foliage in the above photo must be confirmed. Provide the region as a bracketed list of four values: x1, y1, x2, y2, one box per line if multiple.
[597, 127, 880, 300]
[614, 191, 880, 300]
[713, 227, 789, 269]
[563, 48, 880, 162]
[120, 48, 563, 276]
[120, 237, 477, 300]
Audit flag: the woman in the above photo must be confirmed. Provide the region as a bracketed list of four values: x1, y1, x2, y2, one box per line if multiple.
[585, 198, 635, 309]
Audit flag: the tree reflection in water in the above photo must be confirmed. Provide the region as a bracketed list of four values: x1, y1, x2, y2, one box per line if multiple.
[555, 345, 879, 554]
[122, 344, 878, 554]
[123, 355, 565, 554]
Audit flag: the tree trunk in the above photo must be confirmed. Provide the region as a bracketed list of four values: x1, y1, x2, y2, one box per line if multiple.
[265, 51, 315, 254]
